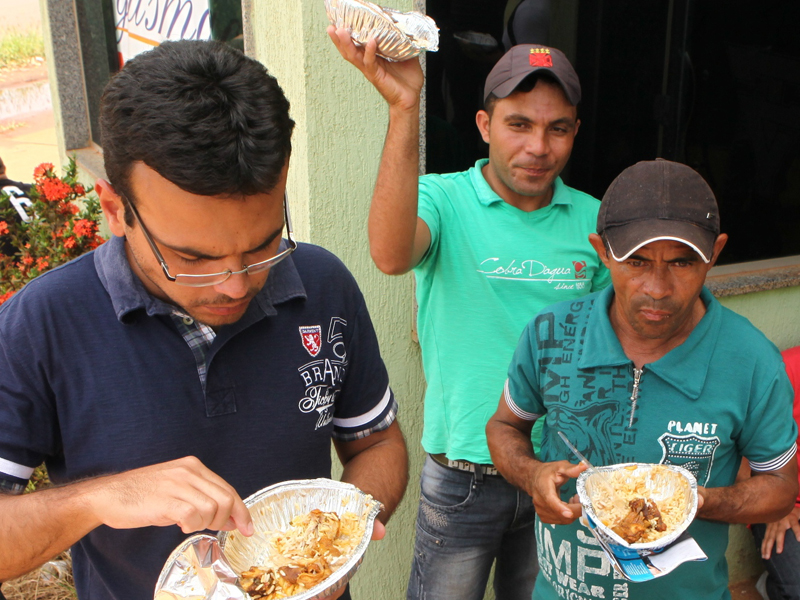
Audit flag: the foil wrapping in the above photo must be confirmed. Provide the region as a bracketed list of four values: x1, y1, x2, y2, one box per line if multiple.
[576, 463, 698, 553]
[154, 479, 382, 600]
[324, 0, 439, 61]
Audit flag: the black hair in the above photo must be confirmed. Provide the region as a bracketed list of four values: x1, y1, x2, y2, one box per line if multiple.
[484, 72, 575, 117]
[0, 156, 5, 175]
[100, 40, 295, 225]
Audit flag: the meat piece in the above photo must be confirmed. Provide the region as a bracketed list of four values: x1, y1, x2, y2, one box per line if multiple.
[611, 497, 667, 543]
[611, 508, 649, 543]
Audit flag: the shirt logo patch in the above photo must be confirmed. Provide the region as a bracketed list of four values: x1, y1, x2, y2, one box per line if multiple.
[299, 325, 322, 357]
[530, 48, 553, 67]
[658, 432, 720, 486]
[572, 261, 587, 279]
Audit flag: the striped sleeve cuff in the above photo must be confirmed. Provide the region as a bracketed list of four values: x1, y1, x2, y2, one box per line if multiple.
[333, 386, 397, 441]
[504, 379, 540, 422]
[749, 443, 798, 472]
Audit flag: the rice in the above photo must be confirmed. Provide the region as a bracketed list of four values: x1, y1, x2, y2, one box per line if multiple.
[587, 464, 691, 544]
[240, 509, 367, 599]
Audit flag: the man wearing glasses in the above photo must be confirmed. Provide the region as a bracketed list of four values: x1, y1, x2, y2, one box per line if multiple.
[0, 41, 407, 600]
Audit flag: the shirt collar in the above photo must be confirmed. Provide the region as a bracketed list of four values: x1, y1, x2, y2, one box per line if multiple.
[469, 159, 571, 207]
[579, 286, 720, 399]
[94, 235, 307, 324]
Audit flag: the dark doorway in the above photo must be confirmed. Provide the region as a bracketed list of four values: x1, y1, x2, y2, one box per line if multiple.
[425, 0, 800, 265]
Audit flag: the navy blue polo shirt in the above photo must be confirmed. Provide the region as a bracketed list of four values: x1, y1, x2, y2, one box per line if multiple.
[0, 235, 396, 600]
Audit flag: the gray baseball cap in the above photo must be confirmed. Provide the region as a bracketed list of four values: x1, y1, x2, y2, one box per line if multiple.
[597, 159, 721, 263]
[483, 44, 581, 105]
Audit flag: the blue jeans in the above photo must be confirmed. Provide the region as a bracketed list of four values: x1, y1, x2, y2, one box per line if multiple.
[407, 455, 538, 600]
[752, 521, 800, 600]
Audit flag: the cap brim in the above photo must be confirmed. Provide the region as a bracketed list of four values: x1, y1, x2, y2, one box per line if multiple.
[487, 69, 579, 105]
[603, 220, 718, 263]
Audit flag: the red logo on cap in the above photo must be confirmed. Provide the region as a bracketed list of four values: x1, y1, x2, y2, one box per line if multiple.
[530, 48, 552, 68]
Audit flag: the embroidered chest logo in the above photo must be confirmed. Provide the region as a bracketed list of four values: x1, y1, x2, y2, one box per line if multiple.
[299, 325, 322, 357]
[297, 318, 348, 431]
[658, 432, 720, 486]
[572, 261, 587, 279]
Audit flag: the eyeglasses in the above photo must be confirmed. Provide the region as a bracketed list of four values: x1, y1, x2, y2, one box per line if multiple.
[124, 191, 297, 287]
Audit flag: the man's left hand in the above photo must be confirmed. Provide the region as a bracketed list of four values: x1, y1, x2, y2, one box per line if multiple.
[761, 505, 800, 559]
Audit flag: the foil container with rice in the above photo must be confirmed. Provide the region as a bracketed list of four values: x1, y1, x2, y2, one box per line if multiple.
[576, 463, 707, 582]
[324, 0, 438, 61]
[154, 479, 382, 600]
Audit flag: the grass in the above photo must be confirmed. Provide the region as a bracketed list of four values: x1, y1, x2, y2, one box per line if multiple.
[0, 120, 26, 133]
[0, 27, 45, 69]
[3, 553, 77, 600]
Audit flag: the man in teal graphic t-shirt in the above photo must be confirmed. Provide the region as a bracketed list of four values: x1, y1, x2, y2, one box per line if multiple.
[487, 159, 799, 600]
[330, 31, 609, 600]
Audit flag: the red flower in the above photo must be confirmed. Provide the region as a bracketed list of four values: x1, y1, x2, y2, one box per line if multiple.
[73, 219, 96, 238]
[38, 178, 73, 202]
[21, 255, 34, 266]
[56, 202, 80, 216]
[0, 290, 15, 306]
[63, 236, 77, 249]
[35, 257, 49, 270]
[74, 184, 86, 196]
[33, 163, 55, 180]
[0, 221, 8, 236]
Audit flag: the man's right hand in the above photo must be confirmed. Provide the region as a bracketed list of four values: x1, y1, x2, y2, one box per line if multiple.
[327, 26, 423, 112]
[528, 460, 587, 525]
[85, 456, 254, 535]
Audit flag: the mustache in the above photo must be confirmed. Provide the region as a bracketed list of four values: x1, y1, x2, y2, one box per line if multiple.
[189, 287, 262, 307]
[630, 297, 680, 314]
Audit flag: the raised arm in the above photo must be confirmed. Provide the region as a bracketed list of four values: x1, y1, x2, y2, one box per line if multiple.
[0, 456, 253, 581]
[698, 458, 798, 525]
[486, 393, 586, 524]
[328, 26, 430, 274]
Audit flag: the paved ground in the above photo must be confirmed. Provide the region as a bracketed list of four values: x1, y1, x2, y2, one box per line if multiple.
[0, 0, 42, 32]
[0, 0, 59, 181]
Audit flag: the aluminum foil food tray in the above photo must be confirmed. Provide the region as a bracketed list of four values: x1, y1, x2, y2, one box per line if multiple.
[154, 478, 382, 600]
[576, 462, 698, 553]
[324, 0, 438, 61]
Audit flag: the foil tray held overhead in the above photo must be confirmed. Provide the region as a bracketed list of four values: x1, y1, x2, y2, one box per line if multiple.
[325, 0, 439, 61]
[154, 479, 382, 600]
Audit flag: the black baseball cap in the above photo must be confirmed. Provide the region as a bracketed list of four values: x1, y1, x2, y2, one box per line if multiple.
[597, 159, 720, 263]
[483, 44, 581, 105]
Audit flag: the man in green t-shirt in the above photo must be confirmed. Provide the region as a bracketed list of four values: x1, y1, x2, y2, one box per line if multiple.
[330, 30, 609, 600]
[487, 159, 799, 600]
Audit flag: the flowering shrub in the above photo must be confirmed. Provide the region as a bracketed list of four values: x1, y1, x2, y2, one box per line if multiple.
[0, 158, 105, 306]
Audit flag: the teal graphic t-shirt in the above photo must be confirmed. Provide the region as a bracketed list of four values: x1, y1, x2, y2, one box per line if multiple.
[505, 286, 798, 600]
[414, 159, 611, 463]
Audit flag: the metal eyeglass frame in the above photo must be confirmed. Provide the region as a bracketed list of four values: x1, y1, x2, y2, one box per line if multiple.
[124, 190, 297, 287]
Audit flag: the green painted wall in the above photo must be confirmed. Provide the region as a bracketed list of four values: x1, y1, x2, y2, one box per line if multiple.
[251, 2, 425, 598]
[719, 285, 800, 583]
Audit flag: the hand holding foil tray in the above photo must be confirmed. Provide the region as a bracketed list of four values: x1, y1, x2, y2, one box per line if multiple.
[324, 0, 439, 62]
[154, 479, 382, 600]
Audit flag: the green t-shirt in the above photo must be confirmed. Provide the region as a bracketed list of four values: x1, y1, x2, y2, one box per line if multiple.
[506, 286, 798, 600]
[414, 159, 611, 463]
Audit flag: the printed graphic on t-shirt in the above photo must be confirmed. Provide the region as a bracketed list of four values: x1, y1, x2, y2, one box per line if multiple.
[658, 431, 720, 486]
[297, 317, 348, 430]
[477, 256, 591, 291]
[537, 520, 628, 600]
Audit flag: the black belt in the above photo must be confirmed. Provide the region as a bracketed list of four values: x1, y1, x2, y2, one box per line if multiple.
[430, 453, 500, 477]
